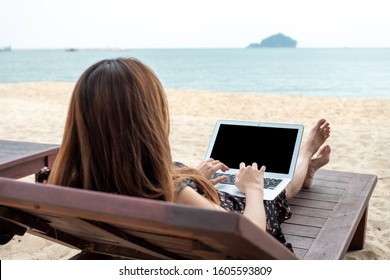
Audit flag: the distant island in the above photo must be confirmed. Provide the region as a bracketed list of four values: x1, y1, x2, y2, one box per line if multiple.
[247, 33, 297, 48]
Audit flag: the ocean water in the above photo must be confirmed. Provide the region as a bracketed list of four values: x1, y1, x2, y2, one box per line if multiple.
[1, 48, 389, 98]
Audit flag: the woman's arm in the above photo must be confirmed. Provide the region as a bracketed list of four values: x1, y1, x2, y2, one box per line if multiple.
[175, 185, 225, 211]
[235, 163, 266, 231]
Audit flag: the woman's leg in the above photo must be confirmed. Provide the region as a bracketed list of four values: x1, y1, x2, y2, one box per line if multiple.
[285, 119, 331, 199]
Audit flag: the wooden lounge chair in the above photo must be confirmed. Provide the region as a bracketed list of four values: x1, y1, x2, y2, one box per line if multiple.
[0, 140, 59, 179]
[0, 169, 377, 260]
[282, 169, 377, 259]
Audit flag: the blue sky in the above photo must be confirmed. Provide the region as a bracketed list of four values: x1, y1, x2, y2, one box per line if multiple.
[1, 0, 389, 49]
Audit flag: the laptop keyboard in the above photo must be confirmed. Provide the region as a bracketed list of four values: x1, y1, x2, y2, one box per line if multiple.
[212, 173, 282, 190]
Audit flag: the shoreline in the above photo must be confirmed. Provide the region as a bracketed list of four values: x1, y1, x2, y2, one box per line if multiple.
[1, 81, 390, 100]
[0, 82, 389, 259]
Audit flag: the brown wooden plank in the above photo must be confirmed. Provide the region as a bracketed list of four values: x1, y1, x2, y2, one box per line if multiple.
[0, 140, 59, 179]
[286, 214, 327, 227]
[311, 179, 351, 189]
[282, 223, 321, 238]
[301, 186, 344, 196]
[124, 230, 199, 249]
[289, 197, 337, 210]
[284, 234, 314, 250]
[294, 191, 341, 202]
[313, 169, 355, 182]
[288, 205, 333, 219]
[2, 208, 181, 259]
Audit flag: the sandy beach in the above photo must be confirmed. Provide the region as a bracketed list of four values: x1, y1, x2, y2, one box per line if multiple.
[0, 82, 389, 260]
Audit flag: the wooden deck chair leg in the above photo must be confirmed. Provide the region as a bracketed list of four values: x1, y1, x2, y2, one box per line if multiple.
[0, 219, 27, 244]
[348, 207, 368, 251]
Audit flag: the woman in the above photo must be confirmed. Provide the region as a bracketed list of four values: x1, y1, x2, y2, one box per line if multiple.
[47, 57, 331, 249]
[48, 58, 267, 231]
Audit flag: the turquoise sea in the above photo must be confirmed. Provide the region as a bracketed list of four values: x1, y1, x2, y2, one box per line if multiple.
[1, 48, 389, 98]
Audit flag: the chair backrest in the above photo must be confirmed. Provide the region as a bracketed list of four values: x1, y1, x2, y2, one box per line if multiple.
[0, 176, 297, 259]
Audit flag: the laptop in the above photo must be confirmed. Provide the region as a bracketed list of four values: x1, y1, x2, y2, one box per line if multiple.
[204, 120, 304, 200]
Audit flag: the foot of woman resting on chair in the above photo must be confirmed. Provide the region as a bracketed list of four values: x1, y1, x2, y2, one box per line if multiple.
[287, 119, 331, 196]
[302, 144, 331, 189]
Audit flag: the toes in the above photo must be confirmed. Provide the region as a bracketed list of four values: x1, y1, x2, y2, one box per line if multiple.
[318, 118, 326, 125]
[314, 119, 330, 137]
[320, 122, 330, 139]
[320, 122, 330, 131]
[321, 144, 331, 152]
[315, 119, 327, 129]
[314, 145, 331, 158]
[325, 144, 331, 152]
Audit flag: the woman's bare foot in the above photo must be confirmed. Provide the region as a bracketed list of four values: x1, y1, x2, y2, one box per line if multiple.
[302, 145, 331, 189]
[284, 119, 331, 198]
[304, 119, 331, 157]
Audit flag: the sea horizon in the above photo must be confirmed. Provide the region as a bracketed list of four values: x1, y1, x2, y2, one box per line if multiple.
[4, 46, 390, 50]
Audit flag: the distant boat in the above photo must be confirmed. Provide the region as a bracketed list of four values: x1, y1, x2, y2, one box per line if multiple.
[0, 46, 11, 52]
[65, 48, 78, 52]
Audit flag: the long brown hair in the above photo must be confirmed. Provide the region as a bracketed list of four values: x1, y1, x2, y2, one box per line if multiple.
[49, 57, 219, 204]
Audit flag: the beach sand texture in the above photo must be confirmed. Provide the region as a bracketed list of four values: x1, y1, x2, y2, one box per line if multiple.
[0, 82, 389, 259]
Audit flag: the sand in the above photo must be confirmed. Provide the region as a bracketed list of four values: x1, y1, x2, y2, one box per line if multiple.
[0, 82, 389, 260]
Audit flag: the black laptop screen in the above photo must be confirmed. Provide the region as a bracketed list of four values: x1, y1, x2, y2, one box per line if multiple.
[209, 124, 299, 174]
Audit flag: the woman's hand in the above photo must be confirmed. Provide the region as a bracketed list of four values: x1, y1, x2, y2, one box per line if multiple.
[235, 162, 265, 196]
[196, 158, 229, 185]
